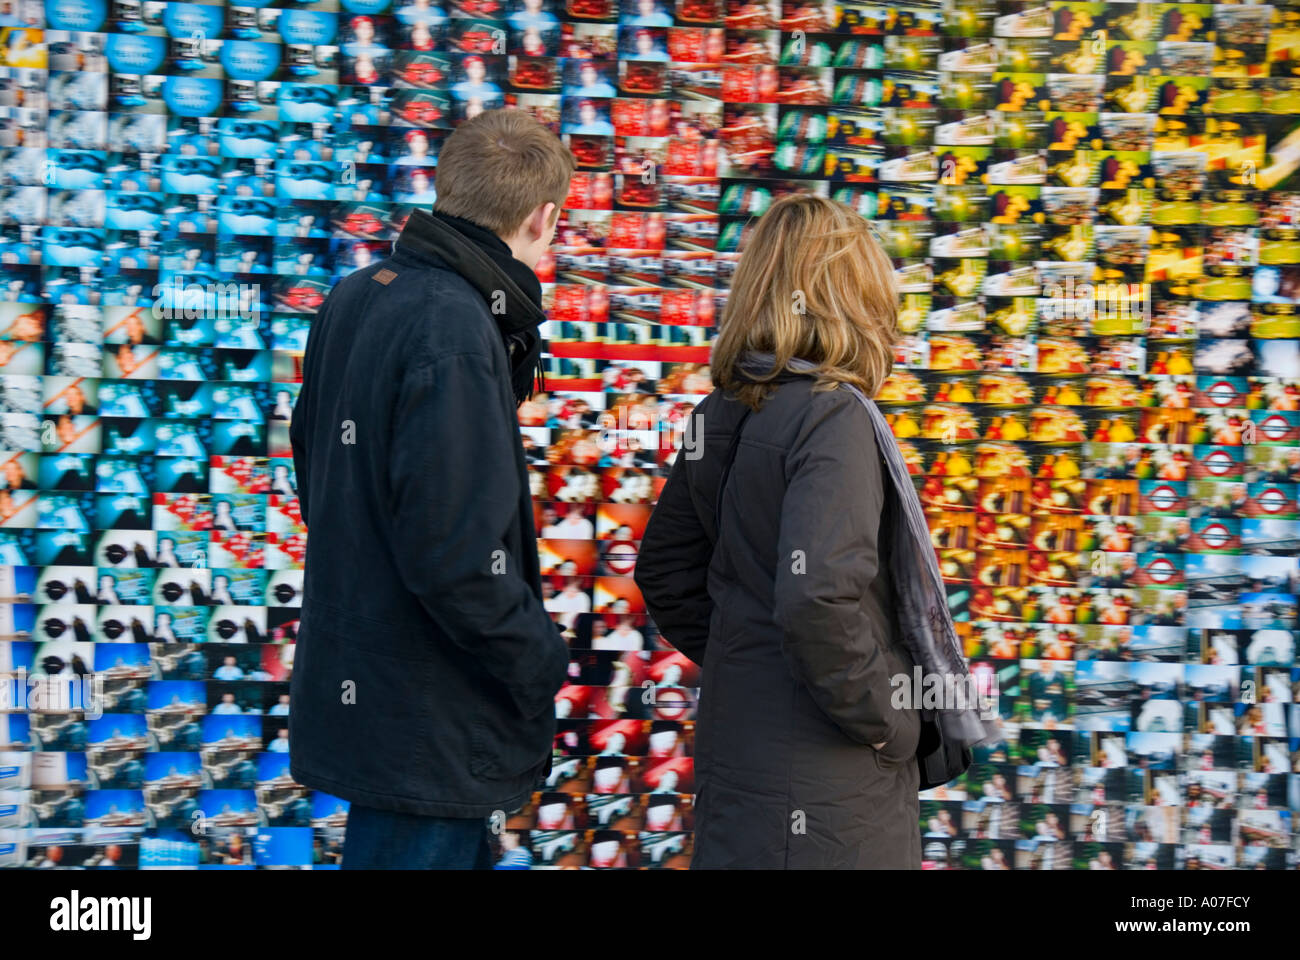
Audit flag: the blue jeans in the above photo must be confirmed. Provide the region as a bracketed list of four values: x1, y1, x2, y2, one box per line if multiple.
[341, 804, 492, 869]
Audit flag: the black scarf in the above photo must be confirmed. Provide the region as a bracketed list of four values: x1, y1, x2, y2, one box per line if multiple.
[395, 208, 547, 405]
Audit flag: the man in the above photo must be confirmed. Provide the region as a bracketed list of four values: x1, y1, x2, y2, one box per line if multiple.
[508, 0, 558, 31]
[629, 28, 668, 61]
[544, 576, 591, 630]
[568, 99, 614, 136]
[399, 167, 437, 204]
[396, 128, 433, 165]
[628, 0, 672, 26]
[566, 62, 615, 98]
[545, 503, 593, 539]
[289, 109, 576, 869]
[451, 55, 503, 107]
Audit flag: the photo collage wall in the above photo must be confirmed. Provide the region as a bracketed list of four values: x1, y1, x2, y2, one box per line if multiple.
[0, 0, 1297, 869]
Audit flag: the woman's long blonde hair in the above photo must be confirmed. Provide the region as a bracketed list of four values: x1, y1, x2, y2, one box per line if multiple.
[712, 193, 901, 410]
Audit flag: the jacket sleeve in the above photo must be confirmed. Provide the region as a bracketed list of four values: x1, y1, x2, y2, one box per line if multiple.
[773, 390, 899, 747]
[289, 300, 317, 528]
[289, 375, 309, 528]
[633, 433, 712, 666]
[387, 348, 569, 719]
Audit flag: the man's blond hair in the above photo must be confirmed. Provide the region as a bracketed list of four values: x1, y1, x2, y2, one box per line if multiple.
[433, 109, 575, 237]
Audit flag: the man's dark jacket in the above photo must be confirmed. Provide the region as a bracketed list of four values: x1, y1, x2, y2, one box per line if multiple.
[288, 209, 569, 817]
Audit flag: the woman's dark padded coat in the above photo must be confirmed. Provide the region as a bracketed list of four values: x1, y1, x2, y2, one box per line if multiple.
[634, 372, 922, 869]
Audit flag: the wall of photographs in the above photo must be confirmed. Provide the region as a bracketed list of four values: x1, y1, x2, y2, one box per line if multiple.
[0, 0, 1297, 870]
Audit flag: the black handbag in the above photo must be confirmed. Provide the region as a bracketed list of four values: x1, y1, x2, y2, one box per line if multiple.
[915, 709, 973, 790]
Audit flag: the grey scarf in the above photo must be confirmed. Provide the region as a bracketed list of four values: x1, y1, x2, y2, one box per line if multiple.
[739, 352, 1003, 750]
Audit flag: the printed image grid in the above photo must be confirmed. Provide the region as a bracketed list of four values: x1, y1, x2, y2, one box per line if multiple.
[0, 0, 1296, 869]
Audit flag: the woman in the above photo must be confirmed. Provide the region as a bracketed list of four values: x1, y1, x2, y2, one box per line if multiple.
[634, 194, 922, 868]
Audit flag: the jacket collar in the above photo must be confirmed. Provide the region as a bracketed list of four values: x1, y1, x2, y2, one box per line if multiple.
[734, 351, 819, 384]
[395, 208, 546, 337]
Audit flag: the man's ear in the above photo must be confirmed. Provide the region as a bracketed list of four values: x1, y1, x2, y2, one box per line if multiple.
[537, 201, 558, 237]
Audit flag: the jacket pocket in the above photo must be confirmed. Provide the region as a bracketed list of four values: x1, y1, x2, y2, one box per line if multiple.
[872, 642, 921, 768]
[690, 777, 788, 869]
[289, 618, 437, 796]
[872, 703, 920, 768]
[468, 682, 555, 781]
